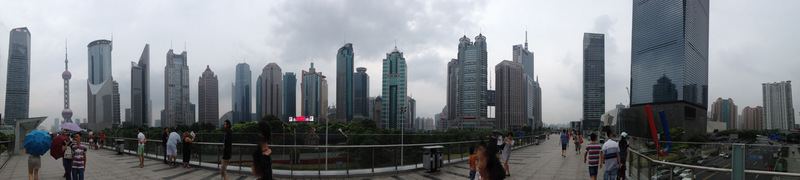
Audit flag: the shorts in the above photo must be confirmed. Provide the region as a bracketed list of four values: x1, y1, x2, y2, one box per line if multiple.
[137, 145, 145, 155]
[167, 144, 177, 156]
[588, 166, 598, 177]
[561, 144, 567, 150]
[28, 155, 41, 171]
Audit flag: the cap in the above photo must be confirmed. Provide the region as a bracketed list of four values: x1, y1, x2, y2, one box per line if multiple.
[621, 132, 628, 137]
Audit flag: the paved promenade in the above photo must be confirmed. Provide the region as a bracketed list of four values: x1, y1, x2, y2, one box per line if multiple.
[0, 136, 621, 179]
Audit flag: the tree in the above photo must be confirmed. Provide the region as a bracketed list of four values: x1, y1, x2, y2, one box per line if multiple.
[669, 127, 685, 141]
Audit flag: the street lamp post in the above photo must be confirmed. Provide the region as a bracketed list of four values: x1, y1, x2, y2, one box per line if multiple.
[400, 106, 406, 166]
[325, 116, 329, 170]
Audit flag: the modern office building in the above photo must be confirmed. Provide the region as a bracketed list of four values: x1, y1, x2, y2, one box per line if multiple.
[711, 98, 738, 129]
[198, 65, 219, 127]
[164, 49, 192, 127]
[61, 39, 73, 123]
[582, 33, 605, 131]
[4, 27, 31, 125]
[259, 63, 282, 120]
[446, 59, 459, 126]
[354, 67, 369, 120]
[233, 63, 252, 124]
[112, 81, 120, 128]
[406, 96, 416, 130]
[131, 44, 151, 128]
[87, 39, 115, 131]
[256, 75, 262, 121]
[124, 108, 131, 126]
[451, 34, 489, 130]
[373, 96, 382, 129]
[283, 72, 297, 122]
[742, 106, 763, 130]
[762, 81, 795, 130]
[495, 60, 526, 130]
[381, 47, 407, 129]
[628, 0, 709, 137]
[513, 32, 535, 130]
[533, 78, 542, 130]
[336, 43, 354, 123]
[301, 63, 327, 121]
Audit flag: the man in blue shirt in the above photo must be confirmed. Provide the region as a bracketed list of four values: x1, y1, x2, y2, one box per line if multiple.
[561, 130, 569, 157]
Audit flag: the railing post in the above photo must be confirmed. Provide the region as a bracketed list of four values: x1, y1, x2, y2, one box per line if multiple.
[732, 143, 745, 180]
[346, 148, 350, 177]
[238, 146, 242, 172]
[372, 147, 375, 176]
[198, 143, 201, 166]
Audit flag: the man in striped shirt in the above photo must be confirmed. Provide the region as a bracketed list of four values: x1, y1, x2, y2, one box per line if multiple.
[601, 130, 621, 180]
[71, 132, 87, 180]
[584, 133, 602, 180]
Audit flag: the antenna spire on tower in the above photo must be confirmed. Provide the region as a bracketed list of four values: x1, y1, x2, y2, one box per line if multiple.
[525, 31, 529, 50]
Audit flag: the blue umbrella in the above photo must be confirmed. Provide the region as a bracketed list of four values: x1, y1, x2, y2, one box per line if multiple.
[25, 130, 52, 156]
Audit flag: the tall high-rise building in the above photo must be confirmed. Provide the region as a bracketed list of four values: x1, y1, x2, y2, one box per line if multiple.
[131, 44, 151, 128]
[62, 40, 73, 123]
[446, 59, 459, 125]
[87, 39, 115, 131]
[495, 60, 525, 130]
[164, 49, 192, 127]
[406, 96, 416, 130]
[533, 78, 542, 130]
[582, 33, 605, 131]
[198, 66, 219, 127]
[4, 27, 31, 125]
[762, 81, 794, 130]
[381, 47, 407, 129]
[112, 80, 120, 128]
[513, 32, 535, 130]
[283, 72, 297, 122]
[336, 43, 354, 123]
[354, 67, 369, 120]
[711, 98, 738, 129]
[124, 108, 131, 126]
[260, 63, 282, 120]
[233, 63, 252, 124]
[452, 34, 489, 130]
[742, 106, 763, 130]
[629, 0, 709, 137]
[301, 63, 327, 121]
[373, 96, 383, 129]
[256, 75, 262, 121]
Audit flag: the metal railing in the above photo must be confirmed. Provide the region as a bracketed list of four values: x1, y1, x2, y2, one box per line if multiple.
[106, 134, 545, 178]
[0, 140, 12, 170]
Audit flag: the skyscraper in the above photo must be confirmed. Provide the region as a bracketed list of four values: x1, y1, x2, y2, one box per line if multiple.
[495, 60, 525, 130]
[260, 63, 282, 120]
[381, 47, 407, 129]
[406, 96, 416, 130]
[762, 81, 794, 130]
[164, 49, 192, 127]
[533, 78, 542, 130]
[256, 75, 262, 121]
[452, 34, 488, 130]
[62, 40, 73, 123]
[87, 39, 115, 131]
[353, 67, 369, 120]
[711, 98, 738, 129]
[198, 65, 219, 127]
[513, 32, 535, 130]
[131, 44, 151, 128]
[742, 106, 763, 130]
[446, 59, 459, 126]
[4, 27, 31, 125]
[336, 43, 354, 123]
[283, 72, 297, 122]
[233, 63, 252, 124]
[629, 0, 709, 137]
[113, 80, 120, 128]
[582, 33, 605, 131]
[301, 63, 327, 121]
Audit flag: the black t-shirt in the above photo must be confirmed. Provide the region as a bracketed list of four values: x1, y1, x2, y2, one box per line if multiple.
[162, 132, 168, 144]
[252, 147, 273, 180]
[619, 139, 628, 156]
[223, 130, 233, 160]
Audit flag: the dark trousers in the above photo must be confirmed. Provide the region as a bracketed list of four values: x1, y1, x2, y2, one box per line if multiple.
[163, 144, 168, 163]
[63, 158, 72, 180]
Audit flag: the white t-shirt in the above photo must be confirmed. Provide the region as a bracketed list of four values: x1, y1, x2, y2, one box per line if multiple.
[496, 135, 504, 146]
[138, 132, 146, 146]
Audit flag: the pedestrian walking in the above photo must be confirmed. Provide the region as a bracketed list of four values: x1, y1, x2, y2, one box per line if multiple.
[251, 121, 274, 180]
[600, 130, 621, 180]
[617, 132, 629, 180]
[476, 138, 506, 180]
[561, 130, 569, 157]
[26, 149, 41, 180]
[182, 131, 195, 168]
[162, 128, 169, 164]
[584, 133, 602, 180]
[575, 132, 583, 155]
[99, 132, 104, 149]
[167, 131, 180, 166]
[502, 132, 514, 177]
[87, 132, 94, 150]
[468, 146, 477, 180]
[222, 120, 233, 180]
[71, 132, 87, 180]
[62, 131, 74, 180]
[137, 128, 146, 168]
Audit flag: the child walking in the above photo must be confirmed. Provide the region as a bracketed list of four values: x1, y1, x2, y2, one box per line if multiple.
[469, 146, 477, 180]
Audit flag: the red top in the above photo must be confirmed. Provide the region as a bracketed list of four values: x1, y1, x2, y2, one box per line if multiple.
[101, 134, 104, 140]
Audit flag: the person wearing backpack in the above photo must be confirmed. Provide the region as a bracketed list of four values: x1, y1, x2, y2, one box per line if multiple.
[62, 132, 75, 180]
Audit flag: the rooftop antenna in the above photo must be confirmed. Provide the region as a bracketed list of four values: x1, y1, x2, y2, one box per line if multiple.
[65, 39, 68, 70]
[184, 41, 186, 52]
[170, 39, 173, 50]
[525, 30, 529, 50]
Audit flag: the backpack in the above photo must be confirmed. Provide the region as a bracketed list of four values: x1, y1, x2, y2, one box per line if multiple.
[64, 142, 74, 159]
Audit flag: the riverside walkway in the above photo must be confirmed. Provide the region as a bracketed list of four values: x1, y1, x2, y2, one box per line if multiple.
[0, 136, 618, 180]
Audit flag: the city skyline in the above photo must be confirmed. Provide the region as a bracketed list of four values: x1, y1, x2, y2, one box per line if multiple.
[2, 1, 800, 129]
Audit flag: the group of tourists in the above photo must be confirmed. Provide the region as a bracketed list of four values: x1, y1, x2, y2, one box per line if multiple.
[466, 131, 515, 180]
[41, 129, 88, 180]
[560, 129, 630, 180]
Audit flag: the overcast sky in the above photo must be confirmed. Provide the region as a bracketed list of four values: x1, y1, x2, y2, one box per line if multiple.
[2, 0, 799, 129]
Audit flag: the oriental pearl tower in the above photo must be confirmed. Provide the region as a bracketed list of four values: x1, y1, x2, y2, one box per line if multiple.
[62, 42, 73, 123]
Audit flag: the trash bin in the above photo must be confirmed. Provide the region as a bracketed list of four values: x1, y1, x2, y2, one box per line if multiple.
[116, 139, 125, 155]
[423, 145, 444, 172]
